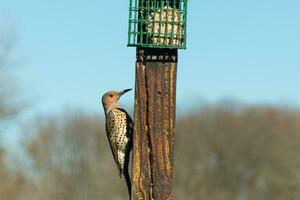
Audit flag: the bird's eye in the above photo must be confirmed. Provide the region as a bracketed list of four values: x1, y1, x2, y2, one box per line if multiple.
[109, 94, 113, 97]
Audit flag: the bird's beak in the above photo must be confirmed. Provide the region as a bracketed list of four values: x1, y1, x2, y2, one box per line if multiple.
[119, 88, 132, 96]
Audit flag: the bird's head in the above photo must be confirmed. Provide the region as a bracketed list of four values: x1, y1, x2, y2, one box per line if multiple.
[102, 89, 132, 113]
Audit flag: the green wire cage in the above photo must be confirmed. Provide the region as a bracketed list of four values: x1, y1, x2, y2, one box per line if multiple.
[128, 0, 188, 49]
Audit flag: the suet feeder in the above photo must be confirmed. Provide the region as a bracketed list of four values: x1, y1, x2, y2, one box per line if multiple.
[128, 0, 188, 49]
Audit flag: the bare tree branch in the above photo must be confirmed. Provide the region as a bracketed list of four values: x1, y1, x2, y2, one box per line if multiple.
[0, 25, 21, 121]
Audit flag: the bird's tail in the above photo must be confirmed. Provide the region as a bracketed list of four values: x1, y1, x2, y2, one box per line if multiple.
[123, 169, 132, 199]
[123, 147, 132, 199]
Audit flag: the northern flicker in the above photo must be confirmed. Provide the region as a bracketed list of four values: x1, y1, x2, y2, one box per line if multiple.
[102, 88, 133, 197]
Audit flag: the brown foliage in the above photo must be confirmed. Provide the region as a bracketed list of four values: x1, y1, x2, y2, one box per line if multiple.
[0, 148, 33, 200]
[174, 105, 300, 200]
[24, 112, 129, 200]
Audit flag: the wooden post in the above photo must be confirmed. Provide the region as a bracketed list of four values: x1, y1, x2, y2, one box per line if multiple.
[132, 48, 177, 200]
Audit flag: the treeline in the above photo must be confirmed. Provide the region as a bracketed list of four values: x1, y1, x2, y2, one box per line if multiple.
[0, 105, 300, 200]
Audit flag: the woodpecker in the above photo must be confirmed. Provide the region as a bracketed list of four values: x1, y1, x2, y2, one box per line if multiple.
[102, 89, 133, 197]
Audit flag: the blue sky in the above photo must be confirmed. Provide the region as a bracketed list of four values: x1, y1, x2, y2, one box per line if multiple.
[1, 0, 300, 120]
